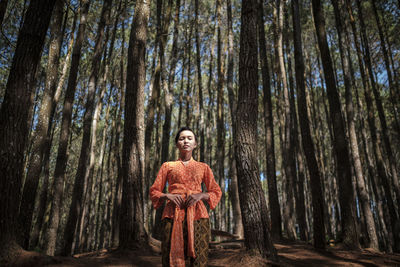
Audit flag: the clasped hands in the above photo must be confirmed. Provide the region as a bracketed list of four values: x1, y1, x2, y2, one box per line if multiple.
[161, 192, 209, 209]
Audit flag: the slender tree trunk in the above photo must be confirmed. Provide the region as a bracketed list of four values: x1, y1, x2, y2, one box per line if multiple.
[227, 0, 243, 239]
[62, 0, 112, 255]
[0, 0, 55, 255]
[370, 0, 400, 135]
[345, 0, 399, 252]
[257, 0, 282, 240]
[292, 0, 325, 249]
[276, 0, 297, 240]
[356, 0, 400, 218]
[18, 0, 64, 249]
[194, 0, 205, 163]
[332, 0, 379, 250]
[312, 0, 360, 249]
[216, 0, 226, 232]
[119, 0, 150, 247]
[111, 11, 126, 246]
[236, 0, 277, 260]
[44, 1, 90, 256]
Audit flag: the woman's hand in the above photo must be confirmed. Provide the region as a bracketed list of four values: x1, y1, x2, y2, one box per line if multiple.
[185, 193, 209, 208]
[162, 193, 185, 208]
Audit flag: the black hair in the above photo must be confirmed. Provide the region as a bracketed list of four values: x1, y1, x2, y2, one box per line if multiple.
[175, 126, 197, 144]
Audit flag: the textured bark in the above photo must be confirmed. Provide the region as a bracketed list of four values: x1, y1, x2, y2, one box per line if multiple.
[257, 0, 282, 240]
[370, 0, 400, 136]
[44, 0, 90, 256]
[356, 0, 400, 220]
[292, 0, 325, 248]
[62, 0, 112, 255]
[332, 0, 379, 250]
[17, 0, 64, 249]
[227, 0, 243, 239]
[119, 0, 150, 247]
[0, 0, 55, 254]
[216, 0, 226, 232]
[346, 0, 400, 252]
[111, 13, 126, 247]
[236, 0, 277, 260]
[195, 0, 205, 163]
[312, 0, 360, 250]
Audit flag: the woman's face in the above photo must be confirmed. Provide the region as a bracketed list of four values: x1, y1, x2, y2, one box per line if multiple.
[176, 130, 197, 153]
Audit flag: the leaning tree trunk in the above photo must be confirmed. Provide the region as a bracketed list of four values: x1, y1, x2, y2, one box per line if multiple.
[62, 0, 112, 255]
[44, 0, 91, 256]
[312, 0, 360, 250]
[345, 0, 399, 252]
[370, 0, 400, 136]
[292, 0, 325, 248]
[119, 0, 150, 248]
[356, 0, 400, 219]
[257, 0, 282, 240]
[0, 0, 55, 257]
[236, 0, 277, 260]
[276, 0, 296, 240]
[17, 0, 64, 249]
[332, 0, 379, 250]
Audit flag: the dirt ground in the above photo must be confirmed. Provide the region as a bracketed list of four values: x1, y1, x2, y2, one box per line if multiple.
[6, 240, 400, 267]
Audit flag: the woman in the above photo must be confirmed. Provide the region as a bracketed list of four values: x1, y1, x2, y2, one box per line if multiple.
[150, 127, 222, 267]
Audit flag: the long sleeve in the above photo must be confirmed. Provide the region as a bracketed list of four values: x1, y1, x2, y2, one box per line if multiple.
[203, 164, 222, 210]
[150, 162, 168, 209]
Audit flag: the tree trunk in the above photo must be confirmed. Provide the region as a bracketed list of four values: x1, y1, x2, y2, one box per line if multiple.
[62, 0, 111, 255]
[356, 0, 400, 219]
[195, 0, 205, 163]
[119, 0, 150, 247]
[332, 0, 379, 250]
[0, 0, 55, 255]
[44, 0, 90, 256]
[257, 0, 282, 240]
[346, 0, 400, 252]
[227, 0, 243, 239]
[292, 0, 325, 248]
[17, 0, 64, 249]
[370, 0, 400, 136]
[111, 11, 126, 247]
[312, 0, 360, 250]
[216, 0, 226, 232]
[236, 0, 277, 260]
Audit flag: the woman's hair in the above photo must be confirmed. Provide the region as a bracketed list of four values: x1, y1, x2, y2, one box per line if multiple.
[175, 126, 197, 144]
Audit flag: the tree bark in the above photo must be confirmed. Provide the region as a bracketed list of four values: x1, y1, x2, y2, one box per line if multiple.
[236, 0, 277, 260]
[0, 0, 55, 255]
[44, 0, 91, 256]
[227, 0, 243, 239]
[17, 0, 64, 249]
[345, 0, 399, 252]
[216, 0, 226, 232]
[257, 0, 282, 240]
[119, 0, 150, 247]
[370, 0, 400, 136]
[292, 0, 325, 248]
[356, 0, 400, 220]
[62, 0, 112, 255]
[312, 0, 360, 250]
[332, 0, 379, 250]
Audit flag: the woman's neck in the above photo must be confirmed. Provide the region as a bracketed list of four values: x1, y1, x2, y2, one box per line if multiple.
[179, 152, 192, 162]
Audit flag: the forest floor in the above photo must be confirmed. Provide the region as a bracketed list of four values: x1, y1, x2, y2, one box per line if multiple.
[7, 239, 400, 267]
